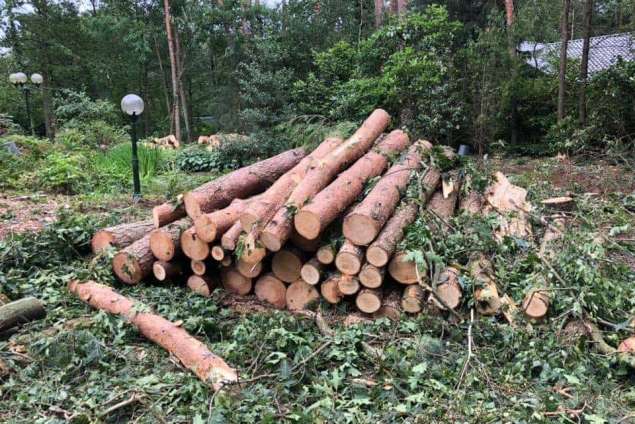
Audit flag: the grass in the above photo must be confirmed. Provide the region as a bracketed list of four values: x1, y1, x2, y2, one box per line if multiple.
[0, 156, 634, 423]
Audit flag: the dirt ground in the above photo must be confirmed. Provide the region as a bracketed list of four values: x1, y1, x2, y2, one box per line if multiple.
[0, 193, 67, 240]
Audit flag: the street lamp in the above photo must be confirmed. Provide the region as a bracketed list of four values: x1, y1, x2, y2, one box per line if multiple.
[121, 94, 144, 201]
[9, 72, 42, 135]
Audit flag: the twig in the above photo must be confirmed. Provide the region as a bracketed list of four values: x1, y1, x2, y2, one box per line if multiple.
[98, 393, 143, 417]
[415, 264, 463, 321]
[455, 308, 475, 391]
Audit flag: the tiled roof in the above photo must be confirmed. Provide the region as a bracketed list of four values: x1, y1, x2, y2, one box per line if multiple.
[519, 32, 634, 75]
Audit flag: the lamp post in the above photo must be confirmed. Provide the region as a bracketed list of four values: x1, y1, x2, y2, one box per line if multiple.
[121, 94, 144, 201]
[9, 72, 42, 135]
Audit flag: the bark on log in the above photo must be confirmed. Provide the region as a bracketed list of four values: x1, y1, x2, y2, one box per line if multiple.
[152, 201, 185, 229]
[428, 171, 462, 223]
[429, 267, 462, 310]
[343, 141, 430, 245]
[149, 218, 192, 261]
[541, 196, 575, 212]
[337, 274, 361, 296]
[388, 251, 420, 285]
[321, 275, 344, 304]
[300, 257, 324, 286]
[366, 167, 440, 267]
[271, 248, 304, 283]
[92, 220, 155, 254]
[335, 240, 364, 275]
[221, 268, 252, 296]
[240, 137, 343, 232]
[401, 285, 425, 313]
[183, 148, 306, 220]
[290, 230, 321, 252]
[194, 198, 252, 243]
[356, 288, 383, 313]
[316, 244, 336, 265]
[221, 221, 242, 251]
[113, 233, 155, 284]
[254, 273, 287, 309]
[261, 109, 391, 251]
[153, 261, 183, 282]
[459, 192, 484, 215]
[236, 258, 263, 279]
[286, 280, 320, 311]
[295, 130, 410, 240]
[187, 275, 217, 297]
[359, 263, 385, 288]
[68, 280, 236, 390]
[180, 227, 210, 261]
[0, 297, 46, 333]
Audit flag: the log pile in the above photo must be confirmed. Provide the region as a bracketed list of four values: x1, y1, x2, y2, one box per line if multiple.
[92, 109, 564, 322]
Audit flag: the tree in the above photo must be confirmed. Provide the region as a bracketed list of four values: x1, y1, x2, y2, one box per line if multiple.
[579, 0, 593, 125]
[504, 0, 519, 145]
[558, 0, 571, 122]
[375, 0, 384, 27]
[163, 0, 180, 141]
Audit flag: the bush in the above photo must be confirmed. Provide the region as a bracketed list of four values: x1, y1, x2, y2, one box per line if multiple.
[19, 151, 89, 194]
[54, 89, 120, 128]
[175, 146, 225, 173]
[0, 136, 54, 189]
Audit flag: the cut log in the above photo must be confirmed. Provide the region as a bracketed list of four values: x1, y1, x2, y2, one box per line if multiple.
[335, 240, 364, 275]
[356, 288, 383, 313]
[375, 289, 401, 321]
[295, 129, 410, 240]
[221, 256, 232, 267]
[149, 218, 192, 261]
[286, 280, 320, 311]
[485, 172, 533, 241]
[470, 255, 501, 316]
[180, 227, 210, 261]
[152, 201, 185, 229]
[316, 244, 336, 265]
[358, 263, 385, 288]
[113, 233, 154, 284]
[153, 261, 183, 282]
[521, 289, 550, 320]
[220, 268, 253, 296]
[539, 217, 566, 259]
[236, 258, 263, 279]
[91, 220, 155, 254]
[68, 280, 236, 390]
[428, 171, 462, 222]
[0, 297, 46, 333]
[401, 285, 425, 313]
[210, 245, 226, 261]
[388, 251, 422, 285]
[459, 191, 483, 214]
[194, 198, 252, 243]
[240, 137, 343, 232]
[261, 109, 391, 251]
[337, 274, 361, 296]
[300, 257, 324, 286]
[271, 248, 304, 283]
[187, 275, 217, 297]
[343, 141, 430, 245]
[191, 259, 211, 276]
[541, 196, 575, 212]
[221, 221, 242, 251]
[430, 267, 462, 310]
[183, 148, 306, 220]
[290, 230, 321, 252]
[320, 275, 344, 304]
[254, 273, 287, 309]
[240, 228, 267, 264]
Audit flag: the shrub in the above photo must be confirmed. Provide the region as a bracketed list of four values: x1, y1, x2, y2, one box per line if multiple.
[54, 89, 120, 127]
[175, 146, 224, 173]
[19, 151, 89, 194]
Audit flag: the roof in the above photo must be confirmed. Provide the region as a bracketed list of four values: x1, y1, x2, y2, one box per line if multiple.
[519, 32, 634, 75]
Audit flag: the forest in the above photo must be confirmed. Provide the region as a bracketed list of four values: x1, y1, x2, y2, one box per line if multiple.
[0, 0, 634, 423]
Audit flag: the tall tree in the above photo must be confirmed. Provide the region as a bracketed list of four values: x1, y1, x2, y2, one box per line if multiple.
[558, 0, 571, 122]
[163, 0, 181, 141]
[504, 0, 518, 145]
[579, 0, 593, 126]
[375, 0, 384, 27]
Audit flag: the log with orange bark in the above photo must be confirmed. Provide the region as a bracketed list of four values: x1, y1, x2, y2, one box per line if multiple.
[335, 240, 364, 276]
[286, 279, 320, 311]
[112, 233, 155, 284]
[194, 197, 254, 243]
[92, 220, 155, 254]
[295, 130, 411, 240]
[343, 141, 431, 246]
[254, 273, 287, 309]
[260, 109, 391, 251]
[68, 280, 237, 390]
[149, 218, 192, 261]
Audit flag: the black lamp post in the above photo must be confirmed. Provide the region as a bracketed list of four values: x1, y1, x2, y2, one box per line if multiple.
[121, 94, 145, 201]
[9, 72, 42, 135]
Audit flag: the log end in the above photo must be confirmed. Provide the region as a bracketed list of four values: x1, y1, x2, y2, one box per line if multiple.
[316, 245, 335, 265]
[286, 280, 320, 311]
[194, 215, 218, 243]
[210, 245, 225, 261]
[149, 230, 177, 262]
[113, 252, 143, 285]
[153, 262, 167, 281]
[335, 253, 362, 276]
[294, 210, 321, 241]
[388, 253, 419, 285]
[187, 275, 216, 297]
[300, 263, 321, 286]
[359, 265, 383, 288]
[366, 246, 389, 268]
[181, 228, 210, 261]
[91, 231, 114, 254]
[254, 274, 287, 309]
[337, 275, 360, 296]
[401, 297, 422, 314]
[521, 290, 550, 320]
[356, 290, 382, 313]
[321, 276, 344, 304]
[261, 230, 283, 252]
[221, 268, 253, 296]
[271, 250, 303, 283]
[191, 260, 207, 276]
[236, 259, 263, 279]
[343, 214, 378, 246]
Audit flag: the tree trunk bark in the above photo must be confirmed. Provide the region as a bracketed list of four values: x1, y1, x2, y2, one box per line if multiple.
[173, 22, 191, 142]
[163, 0, 181, 142]
[152, 260, 183, 282]
[579, 0, 593, 126]
[221, 221, 243, 251]
[195, 197, 253, 242]
[374, 0, 383, 27]
[558, 0, 571, 122]
[69, 280, 236, 390]
[92, 220, 155, 254]
[0, 297, 46, 333]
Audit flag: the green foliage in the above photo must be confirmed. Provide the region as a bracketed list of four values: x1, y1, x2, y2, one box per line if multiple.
[175, 146, 226, 173]
[54, 89, 120, 128]
[19, 151, 89, 194]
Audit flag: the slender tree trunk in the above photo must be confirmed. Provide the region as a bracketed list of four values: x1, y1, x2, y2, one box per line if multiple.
[579, 0, 593, 126]
[41, 57, 55, 140]
[173, 24, 191, 142]
[374, 0, 383, 27]
[504, 0, 519, 145]
[397, 0, 407, 14]
[154, 36, 172, 129]
[558, 0, 571, 122]
[163, 0, 181, 141]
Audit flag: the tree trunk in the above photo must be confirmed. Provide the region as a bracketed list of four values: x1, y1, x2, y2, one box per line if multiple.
[180, 227, 210, 261]
[356, 288, 382, 313]
[183, 148, 306, 219]
[69, 280, 236, 390]
[300, 257, 325, 285]
[558, 0, 571, 122]
[163, 0, 181, 142]
[112, 233, 155, 284]
[195, 197, 253, 242]
[470, 255, 501, 316]
[504, 0, 519, 145]
[254, 273, 286, 309]
[335, 240, 364, 275]
[401, 285, 424, 313]
[92, 220, 155, 254]
[0, 297, 46, 333]
[221, 221, 243, 251]
[295, 130, 410, 240]
[187, 275, 217, 297]
[343, 141, 430, 245]
[271, 248, 304, 283]
[359, 263, 384, 288]
[236, 258, 263, 279]
[240, 137, 343, 232]
[579, 0, 593, 126]
[316, 244, 336, 265]
[152, 260, 183, 282]
[320, 275, 344, 304]
[429, 267, 462, 310]
[374, 0, 383, 27]
[149, 217, 192, 261]
[260, 109, 391, 251]
[173, 23, 191, 142]
[337, 274, 361, 296]
[221, 268, 252, 295]
[286, 280, 320, 311]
